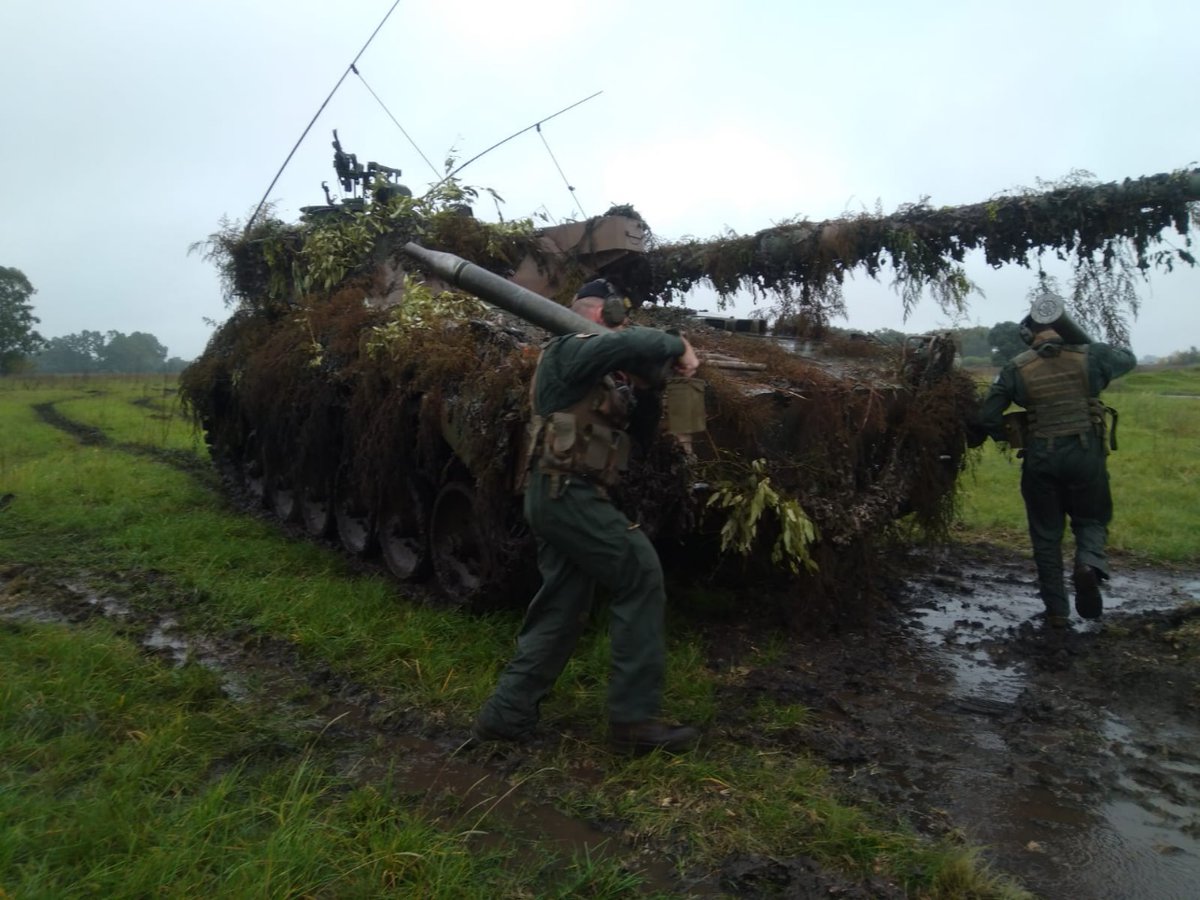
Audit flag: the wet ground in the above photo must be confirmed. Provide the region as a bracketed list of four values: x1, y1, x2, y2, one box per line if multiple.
[732, 542, 1200, 900]
[7, 385, 1200, 899]
[5, 542, 1197, 898]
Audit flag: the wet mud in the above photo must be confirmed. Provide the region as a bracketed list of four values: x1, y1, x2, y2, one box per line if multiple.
[716, 543, 1199, 900]
[6, 545, 1197, 899]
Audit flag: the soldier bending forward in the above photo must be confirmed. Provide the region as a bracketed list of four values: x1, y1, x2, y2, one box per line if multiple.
[473, 280, 700, 754]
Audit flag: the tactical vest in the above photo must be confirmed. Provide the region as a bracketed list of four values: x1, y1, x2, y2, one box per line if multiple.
[524, 371, 633, 489]
[1014, 345, 1105, 440]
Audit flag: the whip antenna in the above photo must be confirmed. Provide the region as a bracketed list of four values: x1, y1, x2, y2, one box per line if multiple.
[244, 0, 404, 233]
[426, 90, 602, 194]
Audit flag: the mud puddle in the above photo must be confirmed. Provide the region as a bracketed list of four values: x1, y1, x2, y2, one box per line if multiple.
[783, 543, 1200, 900]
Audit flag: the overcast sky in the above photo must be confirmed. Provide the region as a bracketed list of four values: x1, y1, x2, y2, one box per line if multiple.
[2, 0, 1197, 361]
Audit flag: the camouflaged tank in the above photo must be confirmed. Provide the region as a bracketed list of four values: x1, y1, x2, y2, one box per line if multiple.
[181, 142, 1200, 610]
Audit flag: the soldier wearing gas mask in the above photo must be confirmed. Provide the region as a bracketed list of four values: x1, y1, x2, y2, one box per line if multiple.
[472, 279, 702, 754]
[978, 295, 1136, 627]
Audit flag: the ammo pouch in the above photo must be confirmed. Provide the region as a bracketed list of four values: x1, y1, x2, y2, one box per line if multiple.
[1006, 400, 1118, 452]
[1081, 398, 1118, 452]
[539, 411, 630, 487]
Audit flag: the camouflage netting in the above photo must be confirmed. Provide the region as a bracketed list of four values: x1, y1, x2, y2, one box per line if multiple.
[643, 168, 1200, 344]
[182, 166, 1198, 616]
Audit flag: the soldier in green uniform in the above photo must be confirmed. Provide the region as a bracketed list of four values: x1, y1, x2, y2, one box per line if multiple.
[978, 319, 1135, 626]
[472, 280, 701, 754]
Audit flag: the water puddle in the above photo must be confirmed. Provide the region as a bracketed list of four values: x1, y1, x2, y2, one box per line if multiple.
[900, 548, 1200, 899]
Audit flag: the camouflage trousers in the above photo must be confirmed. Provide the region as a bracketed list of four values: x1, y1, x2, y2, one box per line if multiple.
[476, 470, 666, 737]
[1020, 433, 1112, 617]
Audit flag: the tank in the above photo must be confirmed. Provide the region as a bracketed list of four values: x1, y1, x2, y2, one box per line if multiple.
[181, 142, 1200, 611]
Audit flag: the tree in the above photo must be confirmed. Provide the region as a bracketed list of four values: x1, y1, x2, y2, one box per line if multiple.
[956, 325, 992, 360]
[33, 330, 105, 373]
[988, 321, 1027, 365]
[0, 266, 44, 374]
[98, 331, 168, 373]
[1166, 345, 1200, 366]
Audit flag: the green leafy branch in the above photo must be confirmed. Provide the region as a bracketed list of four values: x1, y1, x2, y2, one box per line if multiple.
[706, 459, 820, 574]
[364, 276, 487, 361]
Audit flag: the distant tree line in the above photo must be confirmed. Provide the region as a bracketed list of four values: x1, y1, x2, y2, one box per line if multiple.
[1, 264, 190, 375]
[33, 330, 190, 374]
[957, 323, 1026, 368]
[1161, 346, 1200, 366]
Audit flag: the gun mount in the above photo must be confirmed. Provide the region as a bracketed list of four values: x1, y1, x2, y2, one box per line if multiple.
[301, 130, 413, 221]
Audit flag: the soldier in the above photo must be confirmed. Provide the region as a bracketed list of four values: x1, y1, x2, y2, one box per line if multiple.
[472, 279, 701, 754]
[977, 311, 1135, 627]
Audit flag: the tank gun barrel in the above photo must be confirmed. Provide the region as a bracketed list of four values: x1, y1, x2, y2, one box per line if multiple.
[644, 167, 1200, 318]
[401, 242, 604, 337]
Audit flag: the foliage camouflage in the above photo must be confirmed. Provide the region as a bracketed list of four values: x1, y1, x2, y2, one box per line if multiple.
[181, 165, 1197, 614]
[643, 168, 1200, 344]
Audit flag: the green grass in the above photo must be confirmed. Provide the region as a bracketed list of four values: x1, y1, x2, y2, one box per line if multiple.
[0, 618, 649, 898]
[0, 375, 1045, 897]
[957, 364, 1200, 562]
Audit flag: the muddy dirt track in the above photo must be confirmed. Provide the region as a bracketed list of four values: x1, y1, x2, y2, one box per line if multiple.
[4, 538, 1198, 899]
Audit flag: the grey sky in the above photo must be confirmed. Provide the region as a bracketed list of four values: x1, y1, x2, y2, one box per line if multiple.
[2, 0, 1197, 361]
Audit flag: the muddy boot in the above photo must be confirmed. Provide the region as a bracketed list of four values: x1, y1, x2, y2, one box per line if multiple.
[610, 720, 699, 755]
[469, 715, 533, 747]
[1043, 613, 1071, 630]
[1073, 564, 1103, 620]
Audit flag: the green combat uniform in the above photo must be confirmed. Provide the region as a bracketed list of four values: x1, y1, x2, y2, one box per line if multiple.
[980, 337, 1135, 620]
[474, 325, 687, 743]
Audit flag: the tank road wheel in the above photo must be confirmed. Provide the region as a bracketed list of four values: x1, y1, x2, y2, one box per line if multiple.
[241, 441, 266, 506]
[429, 481, 495, 604]
[333, 472, 377, 557]
[379, 477, 433, 582]
[264, 463, 299, 523]
[299, 477, 335, 539]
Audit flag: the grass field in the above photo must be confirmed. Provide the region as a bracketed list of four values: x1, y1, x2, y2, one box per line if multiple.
[7, 366, 1195, 897]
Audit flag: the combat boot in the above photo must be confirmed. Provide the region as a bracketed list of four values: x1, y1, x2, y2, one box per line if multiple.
[1073, 564, 1103, 620]
[469, 715, 533, 747]
[610, 720, 699, 755]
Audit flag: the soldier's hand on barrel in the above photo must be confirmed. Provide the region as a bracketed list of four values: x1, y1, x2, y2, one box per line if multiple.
[674, 339, 699, 378]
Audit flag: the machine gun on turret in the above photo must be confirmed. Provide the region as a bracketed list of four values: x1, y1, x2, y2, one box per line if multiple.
[302, 130, 412, 220]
